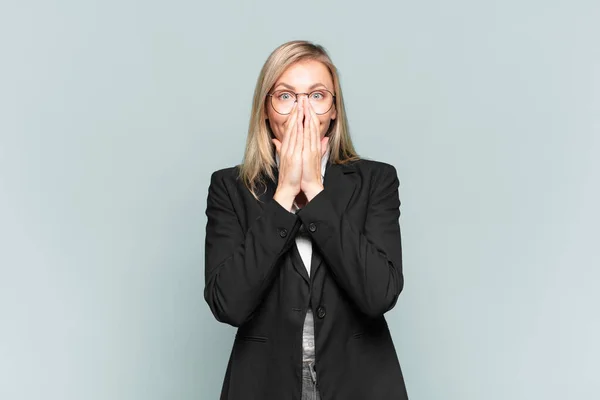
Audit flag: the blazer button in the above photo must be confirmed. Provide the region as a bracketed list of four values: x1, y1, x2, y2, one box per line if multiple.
[317, 306, 326, 319]
[308, 223, 317, 233]
[278, 228, 288, 238]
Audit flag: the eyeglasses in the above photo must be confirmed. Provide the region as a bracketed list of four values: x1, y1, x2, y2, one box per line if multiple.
[267, 89, 336, 115]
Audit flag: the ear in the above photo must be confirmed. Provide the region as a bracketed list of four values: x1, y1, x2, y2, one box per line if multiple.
[330, 105, 337, 121]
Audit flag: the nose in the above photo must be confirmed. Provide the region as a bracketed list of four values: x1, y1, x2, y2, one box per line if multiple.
[296, 94, 310, 105]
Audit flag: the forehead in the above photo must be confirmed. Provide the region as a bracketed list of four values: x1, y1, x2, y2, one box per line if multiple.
[274, 60, 333, 89]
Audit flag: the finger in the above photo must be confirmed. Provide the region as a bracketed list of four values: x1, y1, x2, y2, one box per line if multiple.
[307, 100, 320, 154]
[308, 101, 319, 154]
[296, 97, 304, 155]
[282, 103, 298, 156]
[288, 99, 301, 157]
[287, 113, 298, 157]
[303, 98, 312, 155]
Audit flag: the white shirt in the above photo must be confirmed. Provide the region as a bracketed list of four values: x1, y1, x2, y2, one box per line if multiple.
[275, 146, 330, 361]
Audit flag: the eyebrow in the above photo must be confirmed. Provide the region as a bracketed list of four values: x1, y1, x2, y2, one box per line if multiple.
[273, 82, 330, 91]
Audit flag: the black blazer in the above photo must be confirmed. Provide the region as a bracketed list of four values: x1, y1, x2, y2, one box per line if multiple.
[204, 159, 408, 400]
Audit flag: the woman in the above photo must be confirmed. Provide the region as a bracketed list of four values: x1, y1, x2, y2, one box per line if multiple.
[204, 40, 408, 400]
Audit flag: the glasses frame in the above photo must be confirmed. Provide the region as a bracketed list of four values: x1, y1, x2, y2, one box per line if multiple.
[266, 89, 336, 115]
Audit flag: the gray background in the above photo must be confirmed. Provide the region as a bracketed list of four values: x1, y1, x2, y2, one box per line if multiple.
[1, 0, 598, 399]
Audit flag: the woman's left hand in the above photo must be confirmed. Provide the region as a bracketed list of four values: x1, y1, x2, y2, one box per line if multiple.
[301, 99, 329, 201]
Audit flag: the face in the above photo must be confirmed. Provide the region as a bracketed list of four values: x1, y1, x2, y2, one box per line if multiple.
[265, 60, 337, 142]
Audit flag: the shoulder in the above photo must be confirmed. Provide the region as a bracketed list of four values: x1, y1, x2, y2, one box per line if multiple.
[349, 159, 400, 205]
[209, 165, 241, 185]
[347, 159, 400, 200]
[348, 158, 399, 181]
[206, 166, 244, 202]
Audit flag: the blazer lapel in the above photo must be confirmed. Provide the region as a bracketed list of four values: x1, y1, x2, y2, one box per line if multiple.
[309, 161, 357, 279]
[290, 240, 310, 285]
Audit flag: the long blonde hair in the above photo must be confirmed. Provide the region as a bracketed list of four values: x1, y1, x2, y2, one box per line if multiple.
[240, 40, 360, 199]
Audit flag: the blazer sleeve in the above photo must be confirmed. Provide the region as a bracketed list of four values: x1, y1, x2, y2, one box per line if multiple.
[204, 170, 300, 327]
[296, 163, 404, 318]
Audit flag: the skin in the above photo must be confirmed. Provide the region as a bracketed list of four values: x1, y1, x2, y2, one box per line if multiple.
[267, 60, 337, 211]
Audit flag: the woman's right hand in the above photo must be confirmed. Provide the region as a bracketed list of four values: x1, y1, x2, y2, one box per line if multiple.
[272, 97, 305, 211]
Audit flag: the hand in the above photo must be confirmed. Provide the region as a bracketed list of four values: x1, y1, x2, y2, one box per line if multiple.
[272, 100, 304, 211]
[301, 97, 330, 201]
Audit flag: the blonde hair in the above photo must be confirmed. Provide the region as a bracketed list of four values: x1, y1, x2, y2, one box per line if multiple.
[240, 40, 360, 199]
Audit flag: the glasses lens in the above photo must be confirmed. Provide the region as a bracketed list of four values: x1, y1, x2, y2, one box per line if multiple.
[308, 90, 334, 114]
[270, 89, 335, 114]
[271, 91, 296, 114]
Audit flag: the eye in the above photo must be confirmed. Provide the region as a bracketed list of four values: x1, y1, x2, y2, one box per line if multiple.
[310, 91, 325, 100]
[276, 91, 294, 101]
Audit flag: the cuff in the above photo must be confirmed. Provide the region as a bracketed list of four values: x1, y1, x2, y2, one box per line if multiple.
[295, 189, 337, 245]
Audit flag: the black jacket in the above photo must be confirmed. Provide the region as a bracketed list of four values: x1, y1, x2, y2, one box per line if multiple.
[204, 159, 409, 400]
